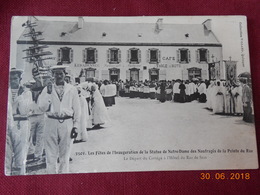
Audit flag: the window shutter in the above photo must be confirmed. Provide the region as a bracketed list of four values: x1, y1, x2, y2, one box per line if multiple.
[101, 70, 109, 80]
[139, 70, 143, 82]
[202, 69, 207, 80]
[206, 50, 210, 63]
[157, 50, 161, 63]
[127, 49, 130, 62]
[176, 49, 180, 63]
[95, 49, 98, 63]
[138, 49, 141, 63]
[147, 50, 150, 63]
[126, 70, 130, 81]
[83, 49, 86, 63]
[188, 50, 191, 63]
[57, 49, 62, 62]
[95, 70, 99, 79]
[107, 49, 110, 63]
[196, 49, 200, 62]
[70, 49, 73, 63]
[118, 49, 121, 63]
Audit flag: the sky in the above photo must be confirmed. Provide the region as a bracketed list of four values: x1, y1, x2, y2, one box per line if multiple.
[10, 16, 251, 75]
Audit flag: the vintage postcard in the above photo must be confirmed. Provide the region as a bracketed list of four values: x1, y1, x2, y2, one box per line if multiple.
[6, 16, 258, 175]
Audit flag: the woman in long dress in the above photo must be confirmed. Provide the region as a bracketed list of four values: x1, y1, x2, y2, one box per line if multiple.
[91, 83, 110, 128]
[206, 81, 215, 110]
[75, 85, 88, 141]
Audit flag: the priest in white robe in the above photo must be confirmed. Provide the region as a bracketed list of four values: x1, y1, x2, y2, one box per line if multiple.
[212, 80, 225, 114]
[231, 83, 243, 115]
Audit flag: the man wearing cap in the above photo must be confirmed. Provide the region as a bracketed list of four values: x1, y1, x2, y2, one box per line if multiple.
[6, 68, 33, 175]
[27, 79, 46, 163]
[38, 63, 81, 174]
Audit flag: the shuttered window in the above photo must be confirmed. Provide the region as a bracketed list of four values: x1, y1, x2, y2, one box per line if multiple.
[177, 48, 190, 63]
[107, 48, 120, 64]
[83, 48, 98, 63]
[197, 48, 209, 63]
[148, 48, 160, 64]
[128, 48, 141, 64]
[57, 47, 73, 64]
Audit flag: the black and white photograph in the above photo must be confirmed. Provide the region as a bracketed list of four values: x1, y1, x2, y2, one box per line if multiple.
[6, 16, 258, 175]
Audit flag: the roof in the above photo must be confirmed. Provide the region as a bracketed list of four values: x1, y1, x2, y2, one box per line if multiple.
[18, 20, 222, 46]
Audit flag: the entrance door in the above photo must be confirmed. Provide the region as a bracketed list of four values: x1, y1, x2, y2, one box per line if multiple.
[109, 68, 120, 81]
[149, 68, 159, 81]
[110, 75, 118, 81]
[130, 70, 139, 81]
[188, 67, 201, 80]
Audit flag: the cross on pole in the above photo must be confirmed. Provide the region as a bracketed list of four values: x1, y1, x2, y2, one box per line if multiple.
[211, 54, 215, 62]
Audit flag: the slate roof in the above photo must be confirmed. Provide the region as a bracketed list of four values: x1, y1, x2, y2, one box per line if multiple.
[18, 20, 221, 46]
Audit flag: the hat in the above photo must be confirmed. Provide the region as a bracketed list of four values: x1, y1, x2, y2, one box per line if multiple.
[23, 81, 33, 87]
[29, 79, 36, 84]
[50, 62, 69, 71]
[10, 68, 23, 77]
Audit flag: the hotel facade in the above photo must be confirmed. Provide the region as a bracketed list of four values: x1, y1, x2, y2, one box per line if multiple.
[16, 18, 224, 83]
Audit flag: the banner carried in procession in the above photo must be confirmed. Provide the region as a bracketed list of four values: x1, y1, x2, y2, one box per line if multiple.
[225, 60, 237, 84]
[208, 61, 221, 80]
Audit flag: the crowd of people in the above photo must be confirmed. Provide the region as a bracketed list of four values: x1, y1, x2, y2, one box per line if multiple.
[98, 78, 253, 121]
[6, 65, 110, 175]
[6, 63, 254, 175]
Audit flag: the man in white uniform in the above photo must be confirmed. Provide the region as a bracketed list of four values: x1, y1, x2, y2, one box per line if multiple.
[38, 64, 81, 174]
[6, 68, 33, 175]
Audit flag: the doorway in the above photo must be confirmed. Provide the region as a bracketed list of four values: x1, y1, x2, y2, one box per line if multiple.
[149, 68, 159, 81]
[109, 68, 120, 81]
[129, 68, 139, 82]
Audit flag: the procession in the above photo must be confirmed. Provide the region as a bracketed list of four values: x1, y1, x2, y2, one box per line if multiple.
[6, 62, 254, 175]
[5, 16, 257, 175]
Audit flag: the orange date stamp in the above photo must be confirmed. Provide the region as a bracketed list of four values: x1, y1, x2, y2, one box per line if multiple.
[200, 173, 251, 180]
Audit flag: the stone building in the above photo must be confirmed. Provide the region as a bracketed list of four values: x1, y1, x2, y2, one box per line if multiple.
[17, 17, 223, 82]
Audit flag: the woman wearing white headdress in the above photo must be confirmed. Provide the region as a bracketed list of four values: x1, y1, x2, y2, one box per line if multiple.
[90, 83, 110, 128]
[75, 85, 88, 141]
[80, 82, 93, 129]
[212, 80, 225, 114]
[206, 80, 215, 110]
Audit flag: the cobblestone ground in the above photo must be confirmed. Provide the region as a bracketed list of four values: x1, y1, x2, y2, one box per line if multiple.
[27, 96, 257, 174]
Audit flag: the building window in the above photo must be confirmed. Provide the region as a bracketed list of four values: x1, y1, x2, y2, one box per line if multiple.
[188, 67, 201, 80]
[85, 68, 96, 79]
[127, 48, 141, 64]
[83, 48, 98, 64]
[107, 48, 121, 64]
[147, 48, 161, 64]
[57, 47, 73, 64]
[196, 48, 209, 63]
[177, 48, 190, 63]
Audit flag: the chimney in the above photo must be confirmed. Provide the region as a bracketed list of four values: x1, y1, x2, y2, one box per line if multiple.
[78, 17, 84, 29]
[155, 18, 163, 33]
[203, 19, 212, 31]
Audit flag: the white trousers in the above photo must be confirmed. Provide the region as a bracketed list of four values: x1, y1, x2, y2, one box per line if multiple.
[44, 118, 73, 174]
[5, 120, 30, 175]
